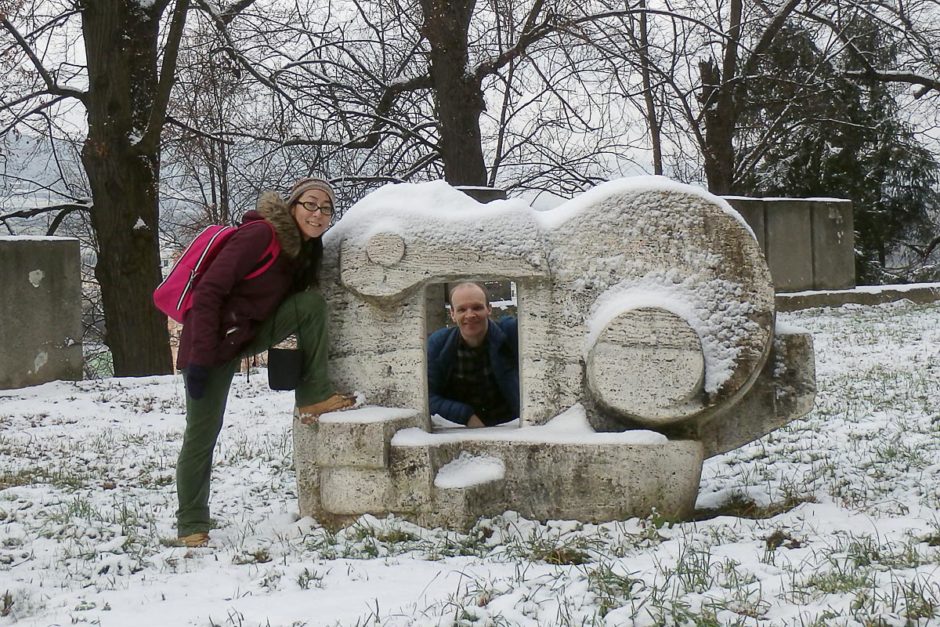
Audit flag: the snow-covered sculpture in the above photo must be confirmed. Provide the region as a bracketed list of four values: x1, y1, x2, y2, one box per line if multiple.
[293, 177, 816, 529]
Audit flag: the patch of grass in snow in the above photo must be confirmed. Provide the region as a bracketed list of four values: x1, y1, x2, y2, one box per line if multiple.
[584, 560, 643, 617]
[0, 466, 88, 490]
[805, 564, 875, 595]
[694, 491, 816, 521]
[850, 574, 940, 623]
[505, 525, 596, 565]
[232, 547, 272, 565]
[296, 566, 326, 590]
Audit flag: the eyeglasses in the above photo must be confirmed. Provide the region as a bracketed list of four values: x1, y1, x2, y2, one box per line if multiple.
[296, 201, 334, 216]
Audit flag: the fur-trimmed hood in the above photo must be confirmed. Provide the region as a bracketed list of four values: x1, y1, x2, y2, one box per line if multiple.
[256, 191, 303, 258]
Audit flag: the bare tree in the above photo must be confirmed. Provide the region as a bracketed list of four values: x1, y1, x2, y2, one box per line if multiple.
[1, 0, 262, 376]
[192, 0, 660, 196]
[1, 1, 191, 375]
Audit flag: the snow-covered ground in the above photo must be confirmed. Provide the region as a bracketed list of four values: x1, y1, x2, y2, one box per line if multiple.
[2, 301, 940, 626]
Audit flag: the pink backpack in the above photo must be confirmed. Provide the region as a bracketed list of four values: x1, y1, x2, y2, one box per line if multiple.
[153, 221, 280, 323]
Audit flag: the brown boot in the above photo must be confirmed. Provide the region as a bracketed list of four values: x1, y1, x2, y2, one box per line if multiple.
[296, 393, 356, 424]
[178, 532, 209, 548]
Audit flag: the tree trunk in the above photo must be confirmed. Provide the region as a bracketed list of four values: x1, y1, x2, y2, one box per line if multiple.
[698, 58, 736, 195]
[419, 0, 488, 186]
[81, 1, 173, 376]
[638, 0, 662, 175]
[698, 0, 742, 195]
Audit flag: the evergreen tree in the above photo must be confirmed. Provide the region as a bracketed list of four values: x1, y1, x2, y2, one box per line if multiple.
[738, 24, 940, 284]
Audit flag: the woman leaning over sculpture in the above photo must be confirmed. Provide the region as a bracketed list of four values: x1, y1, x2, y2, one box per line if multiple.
[174, 177, 354, 548]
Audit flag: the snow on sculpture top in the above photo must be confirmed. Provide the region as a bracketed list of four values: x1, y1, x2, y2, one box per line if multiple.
[322, 176, 774, 430]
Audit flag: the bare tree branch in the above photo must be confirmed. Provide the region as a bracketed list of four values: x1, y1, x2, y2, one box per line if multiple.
[0, 201, 91, 225]
[0, 14, 86, 102]
[138, 0, 191, 152]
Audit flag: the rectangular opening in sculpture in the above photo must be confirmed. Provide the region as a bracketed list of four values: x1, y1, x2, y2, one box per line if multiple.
[424, 280, 520, 431]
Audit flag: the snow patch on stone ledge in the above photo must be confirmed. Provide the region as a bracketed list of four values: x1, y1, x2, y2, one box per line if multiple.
[776, 319, 809, 335]
[319, 405, 414, 424]
[328, 176, 753, 247]
[393, 404, 668, 446]
[434, 452, 505, 488]
[783, 282, 940, 297]
[534, 176, 755, 238]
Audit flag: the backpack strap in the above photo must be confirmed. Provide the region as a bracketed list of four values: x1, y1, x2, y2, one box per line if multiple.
[243, 221, 281, 279]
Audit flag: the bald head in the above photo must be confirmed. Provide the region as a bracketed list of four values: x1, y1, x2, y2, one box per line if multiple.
[448, 282, 491, 347]
[448, 281, 488, 307]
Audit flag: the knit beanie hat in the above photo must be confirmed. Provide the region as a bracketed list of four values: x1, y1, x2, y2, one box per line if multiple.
[286, 176, 336, 209]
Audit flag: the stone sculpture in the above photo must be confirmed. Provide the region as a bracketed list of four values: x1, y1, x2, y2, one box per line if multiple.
[293, 177, 816, 529]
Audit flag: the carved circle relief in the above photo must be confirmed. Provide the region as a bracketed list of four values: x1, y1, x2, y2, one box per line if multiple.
[365, 232, 406, 267]
[587, 307, 705, 425]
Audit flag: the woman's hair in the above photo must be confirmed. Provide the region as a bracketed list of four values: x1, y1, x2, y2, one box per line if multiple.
[292, 237, 323, 291]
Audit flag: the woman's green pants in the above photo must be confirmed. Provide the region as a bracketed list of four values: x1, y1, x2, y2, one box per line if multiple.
[175, 290, 333, 537]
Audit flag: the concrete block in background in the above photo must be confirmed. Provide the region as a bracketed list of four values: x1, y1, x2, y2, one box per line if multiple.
[0, 237, 83, 389]
[811, 199, 855, 290]
[764, 200, 815, 292]
[725, 196, 855, 292]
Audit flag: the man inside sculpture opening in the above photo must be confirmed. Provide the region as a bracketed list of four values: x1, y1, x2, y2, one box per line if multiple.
[427, 282, 519, 428]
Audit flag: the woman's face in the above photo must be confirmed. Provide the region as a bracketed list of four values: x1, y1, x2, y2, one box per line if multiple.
[291, 189, 333, 240]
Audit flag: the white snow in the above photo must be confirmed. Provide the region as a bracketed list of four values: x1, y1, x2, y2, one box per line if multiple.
[0, 236, 79, 241]
[775, 319, 808, 334]
[27, 270, 43, 287]
[326, 181, 543, 270]
[319, 405, 412, 424]
[533, 176, 756, 238]
[784, 281, 940, 296]
[394, 404, 668, 446]
[434, 452, 505, 488]
[2, 300, 940, 625]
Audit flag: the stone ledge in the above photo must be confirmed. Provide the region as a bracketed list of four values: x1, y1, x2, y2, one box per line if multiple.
[776, 283, 940, 312]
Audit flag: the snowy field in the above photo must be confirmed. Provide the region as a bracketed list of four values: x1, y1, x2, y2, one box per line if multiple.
[1, 301, 940, 626]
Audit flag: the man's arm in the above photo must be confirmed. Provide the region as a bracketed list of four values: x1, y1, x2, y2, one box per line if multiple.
[427, 328, 475, 424]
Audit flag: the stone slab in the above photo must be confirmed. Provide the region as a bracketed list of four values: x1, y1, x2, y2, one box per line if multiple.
[776, 284, 940, 311]
[316, 410, 421, 469]
[698, 329, 816, 458]
[811, 200, 854, 290]
[389, 438, 704, 528]
[319, 466, 394, 515]
[0, 238, 83, 389]
[764, 200, 814, 291]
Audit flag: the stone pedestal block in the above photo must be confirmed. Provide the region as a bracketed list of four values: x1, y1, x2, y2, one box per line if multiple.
[320, 467, 394, 515]
[725, 196, 855, 291]
[811, 200, 854, 290]
[0, 237, 83, 389]
[316, 409, 421, 468]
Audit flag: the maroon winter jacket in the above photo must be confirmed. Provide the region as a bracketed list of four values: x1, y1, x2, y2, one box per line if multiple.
[176, 205, 302, 370]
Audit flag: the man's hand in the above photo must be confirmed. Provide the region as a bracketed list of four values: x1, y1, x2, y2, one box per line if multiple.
[466, 414, 485, 428]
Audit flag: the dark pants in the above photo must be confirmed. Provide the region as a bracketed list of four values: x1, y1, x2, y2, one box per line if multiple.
[175, 290, 333, 536]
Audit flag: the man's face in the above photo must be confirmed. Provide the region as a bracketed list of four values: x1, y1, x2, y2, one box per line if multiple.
[449, 284, 491, 345]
